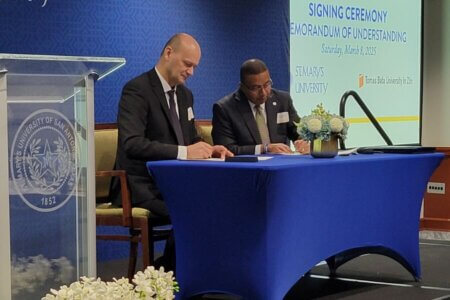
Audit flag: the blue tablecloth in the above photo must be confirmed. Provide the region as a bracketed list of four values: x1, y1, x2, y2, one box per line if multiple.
[147, 153, 443, 300]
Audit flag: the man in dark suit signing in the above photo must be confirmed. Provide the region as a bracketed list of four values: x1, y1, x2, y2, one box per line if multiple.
[212, 59, 309, 155]
[111, 33, 232, 270]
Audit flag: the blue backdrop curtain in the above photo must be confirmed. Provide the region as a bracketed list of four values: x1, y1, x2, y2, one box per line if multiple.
[0, 0, 290, 122]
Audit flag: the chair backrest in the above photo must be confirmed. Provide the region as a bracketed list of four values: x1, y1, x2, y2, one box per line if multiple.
[196, 123, 213, 145]
[94, 122, 211, 201]
[95, 128, 118, 201]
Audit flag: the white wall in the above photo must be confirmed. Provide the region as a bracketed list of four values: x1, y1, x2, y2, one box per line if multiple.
[422, 0, 450, 147]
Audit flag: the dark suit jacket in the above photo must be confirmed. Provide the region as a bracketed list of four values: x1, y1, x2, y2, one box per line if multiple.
[110, 68, 201, 214]
[212, 88, 300, 155]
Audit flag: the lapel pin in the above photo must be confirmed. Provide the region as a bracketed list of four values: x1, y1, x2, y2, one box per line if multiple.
[273, 102, 277, 106]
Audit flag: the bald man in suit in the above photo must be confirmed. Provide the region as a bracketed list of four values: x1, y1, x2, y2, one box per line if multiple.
[111, 33, 232, 270]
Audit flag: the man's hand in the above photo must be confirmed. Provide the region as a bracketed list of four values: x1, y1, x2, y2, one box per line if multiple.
[187, 142, 214, 159]
[211, 145, 234, 159]
[267, 143, 292, 154]
[294, 139, 310, 154]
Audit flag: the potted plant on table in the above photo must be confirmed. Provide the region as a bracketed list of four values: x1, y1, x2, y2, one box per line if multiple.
[297, 103, 349, 158]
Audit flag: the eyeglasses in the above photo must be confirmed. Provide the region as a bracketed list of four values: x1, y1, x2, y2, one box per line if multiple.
[242, 79, 273, 93]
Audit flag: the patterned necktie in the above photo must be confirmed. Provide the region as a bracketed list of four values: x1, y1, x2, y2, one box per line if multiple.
[255, 104, 270, 145]
[167, 89, 185, 145]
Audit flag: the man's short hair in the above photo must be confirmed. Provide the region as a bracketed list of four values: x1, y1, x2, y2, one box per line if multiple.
[240, 59, 268, 84]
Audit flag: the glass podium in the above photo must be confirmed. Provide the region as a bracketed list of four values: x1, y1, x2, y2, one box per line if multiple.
[0, 54, 125, 299]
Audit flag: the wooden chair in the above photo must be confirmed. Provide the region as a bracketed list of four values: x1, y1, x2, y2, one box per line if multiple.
[94, 128, 171, 281]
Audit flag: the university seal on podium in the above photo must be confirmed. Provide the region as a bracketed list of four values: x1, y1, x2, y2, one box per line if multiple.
[10, 109, 78, 212]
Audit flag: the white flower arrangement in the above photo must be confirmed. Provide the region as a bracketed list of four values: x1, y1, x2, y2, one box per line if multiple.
[297, 103, 349, 142]
[42, 266, 179, 300]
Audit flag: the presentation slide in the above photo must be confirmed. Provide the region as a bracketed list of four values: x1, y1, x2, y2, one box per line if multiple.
[290, 0, 422, 147]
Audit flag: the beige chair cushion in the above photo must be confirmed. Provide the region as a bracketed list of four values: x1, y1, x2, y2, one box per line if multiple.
[197, 124, 213, 145]
[96, 203, 151, 218]
[95, 129, 118, 199]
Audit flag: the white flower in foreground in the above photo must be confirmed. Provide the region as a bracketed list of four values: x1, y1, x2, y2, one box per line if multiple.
[133, 266, 177, 300]
[105, 278, 134, 299]
[306, 118, 322, 133]
[329, 117, 344, 133]
[43, 266, 178, 300]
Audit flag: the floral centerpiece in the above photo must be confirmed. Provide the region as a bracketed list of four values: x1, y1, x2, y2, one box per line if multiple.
[42, 266, 179, 300]
[297, 103, 349, 157]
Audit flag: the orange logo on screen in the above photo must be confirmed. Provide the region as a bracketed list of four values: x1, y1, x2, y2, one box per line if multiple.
[359, 74, 364, 88]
